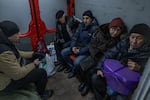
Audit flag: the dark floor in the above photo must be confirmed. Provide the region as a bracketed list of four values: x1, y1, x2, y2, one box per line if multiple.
[46, 66, 95, 100]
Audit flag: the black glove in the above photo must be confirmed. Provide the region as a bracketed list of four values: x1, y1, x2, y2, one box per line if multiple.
[120, 58, 128, 66]
[32, 52, 46, 60]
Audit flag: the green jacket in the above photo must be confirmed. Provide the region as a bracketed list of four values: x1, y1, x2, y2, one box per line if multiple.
[0, 50, 35, 91]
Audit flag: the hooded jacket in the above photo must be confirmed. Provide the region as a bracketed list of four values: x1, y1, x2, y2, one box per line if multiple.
[70, 17, 99, 55]
[89, 23, 121, 61]
[80, 24, 122, 71]
[97, 38, 150, 74]
[0, 29, 35, 91]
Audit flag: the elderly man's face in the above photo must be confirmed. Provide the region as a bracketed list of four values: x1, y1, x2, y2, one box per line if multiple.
[8, 32, 20, 43]
[83, 16, 92, 26]
[129, 33, 144, 49]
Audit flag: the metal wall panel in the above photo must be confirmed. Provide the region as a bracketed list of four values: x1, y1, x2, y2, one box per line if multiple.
[75, 0, 150, 29]
[0, 0, 66, 50]
[0, 0, 66, 33]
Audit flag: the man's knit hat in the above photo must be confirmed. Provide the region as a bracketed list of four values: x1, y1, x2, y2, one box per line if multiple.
[82, 10, 93, 18]
[109, 17, 124, 30]
[130, 24, 150, 38]
[0, 20, 19, 37]
[56, 10, 65, 20]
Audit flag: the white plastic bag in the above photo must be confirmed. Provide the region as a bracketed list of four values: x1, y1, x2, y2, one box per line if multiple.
[39, 54, 56, 76]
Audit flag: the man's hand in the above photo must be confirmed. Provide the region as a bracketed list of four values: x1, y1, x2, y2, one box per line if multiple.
[32, 52, 45, 60]
[72, 47, 79, 54]
[34, 58, 41, 67]
[97, 70, 104, 77]
[127, 59, 140, 71]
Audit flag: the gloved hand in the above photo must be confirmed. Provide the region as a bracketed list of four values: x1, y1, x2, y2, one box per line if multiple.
[120, 58, 128, 66]
[32, 52, 46, 60]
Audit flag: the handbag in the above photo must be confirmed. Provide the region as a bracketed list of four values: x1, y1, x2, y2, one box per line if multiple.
[36, 40, 49, 54]
[102, 59, 141, 95]
[39, 54, 56, 76]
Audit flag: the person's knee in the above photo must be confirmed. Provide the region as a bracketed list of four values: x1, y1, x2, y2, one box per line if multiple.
[73, 60, 80, 67]
[74, 57, 84, 66]
[61, 48, 69, 57]
[37, 68, 47, 78]
[30, 68, 47, 83]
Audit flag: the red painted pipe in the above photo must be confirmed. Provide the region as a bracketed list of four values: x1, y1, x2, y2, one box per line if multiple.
[67, 0, 75, 16]
[20, 0, 56, 51]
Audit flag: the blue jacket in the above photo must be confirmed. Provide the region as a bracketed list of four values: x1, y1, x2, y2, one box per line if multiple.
[70, 18, 99, 55]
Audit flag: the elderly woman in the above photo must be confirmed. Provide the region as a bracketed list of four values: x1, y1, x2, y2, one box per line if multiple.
[91, 24, 150, 100]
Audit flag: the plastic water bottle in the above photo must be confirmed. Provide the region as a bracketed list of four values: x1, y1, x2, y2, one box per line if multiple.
[47, 42, 57, 62]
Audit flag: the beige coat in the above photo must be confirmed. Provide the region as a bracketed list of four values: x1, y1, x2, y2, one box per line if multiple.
[0, 51, 35, 91]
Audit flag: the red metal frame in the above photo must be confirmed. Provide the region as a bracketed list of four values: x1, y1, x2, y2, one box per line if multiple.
[67, 0, 75, 16]
[20, 0, 75, 50]
[20, 0, 56, 50]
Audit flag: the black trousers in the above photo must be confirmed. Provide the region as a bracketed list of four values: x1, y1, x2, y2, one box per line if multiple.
[78, 66, 96, 85]
[91, 73, 107, 100]
[91, 73, 128, 100]
[2, 68, 47, 95]
[54, 42, 63, 63]
[54, 41, 70, 65]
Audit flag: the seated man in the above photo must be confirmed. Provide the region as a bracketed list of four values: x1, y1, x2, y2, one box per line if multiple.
[78, 17, 126, 96]
[61, 10, 99, 78]
[54, 10, 81, 72]
[91, 24, 150, 100]
[0, 21, 53, 100]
